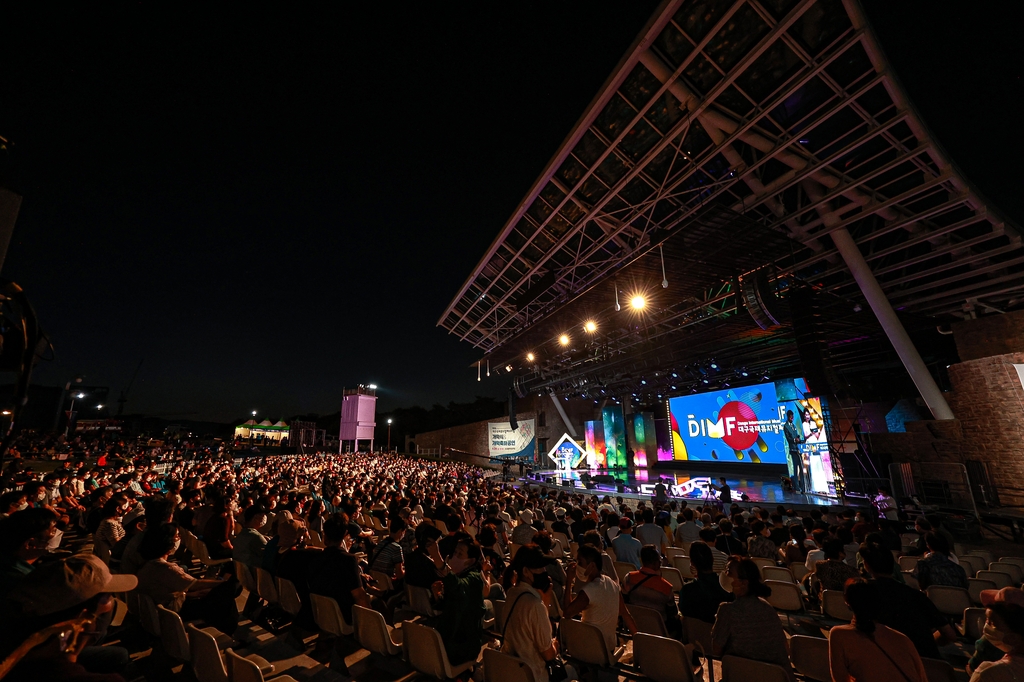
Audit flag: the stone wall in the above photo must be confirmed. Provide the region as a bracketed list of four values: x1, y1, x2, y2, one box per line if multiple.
[952, 310, 1024, 361]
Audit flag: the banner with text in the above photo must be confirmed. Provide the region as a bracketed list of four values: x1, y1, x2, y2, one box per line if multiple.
[488, 419, 536, 460]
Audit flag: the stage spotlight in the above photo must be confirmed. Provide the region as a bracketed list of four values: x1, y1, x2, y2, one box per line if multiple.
[630, 294, 646, 310]
[584, 320, 597, 333]
[526, 352, 535, 362]
[558, 334, 570, 346]
[702, 378, 709, 384]
[671, 385, 676, 390]
[741, 369, 749, 377]
[710, 361, 718, 369]
[505, 365, 513, 372]
[671, 372, 678, 378]
[640, 379, 646, 385]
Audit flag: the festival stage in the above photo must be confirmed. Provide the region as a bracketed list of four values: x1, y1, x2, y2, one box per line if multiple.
[524, 466, 857, 509]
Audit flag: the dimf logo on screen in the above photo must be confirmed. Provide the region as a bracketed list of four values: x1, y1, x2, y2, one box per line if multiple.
[686, 400, 759, 450]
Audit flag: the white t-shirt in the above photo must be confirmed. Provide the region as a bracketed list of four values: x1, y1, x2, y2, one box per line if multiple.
[581, 574, 621, 653]
[805, 548, 825, 573]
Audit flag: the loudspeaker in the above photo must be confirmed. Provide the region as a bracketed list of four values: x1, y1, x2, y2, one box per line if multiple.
[790, 284, 844, 397]
[740, 268, 784, 329]
[508, 389, 518, 431]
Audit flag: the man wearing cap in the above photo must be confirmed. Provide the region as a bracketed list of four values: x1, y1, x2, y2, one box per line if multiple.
[612, 518, 642, 569]
[969, 586, 1024, 680]
[501, 545, 560, 682]
[551, 508, 571, 540]
[512, 510, 539, 545]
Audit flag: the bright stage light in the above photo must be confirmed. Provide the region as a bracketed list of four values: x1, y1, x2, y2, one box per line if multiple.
[558, 334, 570, 346]
[584, 320, 597, 333]
[630, 295, 646, 310]
[526, 352, 535, 362]
[368, 383, 378, 389]
[505, 365, 513, 372]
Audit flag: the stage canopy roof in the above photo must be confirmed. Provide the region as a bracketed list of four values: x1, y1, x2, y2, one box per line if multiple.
[439, 0, 1022, 399]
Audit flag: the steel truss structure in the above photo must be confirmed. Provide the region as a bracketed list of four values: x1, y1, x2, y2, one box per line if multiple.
[439, 0, 1020, 397]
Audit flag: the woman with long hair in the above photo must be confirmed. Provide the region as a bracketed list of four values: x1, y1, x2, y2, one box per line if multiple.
[829, 579, 927, 681]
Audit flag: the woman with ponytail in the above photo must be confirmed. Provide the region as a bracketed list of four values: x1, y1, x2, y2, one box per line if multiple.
[829, 579, 927, 681]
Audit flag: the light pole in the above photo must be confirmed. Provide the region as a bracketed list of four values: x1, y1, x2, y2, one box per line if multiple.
[387, 418, 393, 453]
[64, 392, 86, 438]
[250, 410, 257, 447]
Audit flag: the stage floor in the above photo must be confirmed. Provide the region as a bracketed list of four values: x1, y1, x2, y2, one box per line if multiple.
[527, 467, 845, 508]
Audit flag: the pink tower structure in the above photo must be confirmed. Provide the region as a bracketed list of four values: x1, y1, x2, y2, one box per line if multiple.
[339, 384, 377, 453]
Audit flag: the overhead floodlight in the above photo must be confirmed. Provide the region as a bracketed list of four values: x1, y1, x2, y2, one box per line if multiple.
[505, 365, 513, 372]
[558, 334, 570, 346]
[526, 352, 535, 362]
[368, 383, 378, 389]
[630, 295, 646, 310]
[76, 392, 86, 399]
[584, 320, 597, 333]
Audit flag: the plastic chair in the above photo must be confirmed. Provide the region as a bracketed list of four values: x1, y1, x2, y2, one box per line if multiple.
[790, 563, 809, 582]
[482, 648, 536, 682]
[552, 532, 571, 553]
[921, 656, 957, 682]
[633, 633, 694, 682]
[963, 607, 986, 640]
[276, 576, 302, 616]
[402, 620, 479, 679]
[751, 557, 775, 573]
[614, 561, 635, 584]
[187, 623, 272, 682]
[821, 590, 853, 621]
[927, 586, 972, 618]
[234, 561, 258, 595]
[666, 547, 687, 562]
[192, 539, 232, 570]
[998, 556, 1024, 573]
[309, 593, 354, 636]
[353, 604, 402, 656]
[256, 567, 279, 604]
[406, 584, 440, 617]
[790, 635, 830, 682]
[977, 570, 1014, 589]
[684, 616, 713, 654]
[627, 604, 669, 637]
[561, 617, 623, 668]
[959, 555, 984, 577]
[967, 550, 995, 565]
[661, 567, 685, 592]
[762, 566, 795, 583]
[898, 555, 920, 572]
[225, 648, 298, 682]
[370, 569, 394, 592]
[568, 542, 579, 560]
[673, 555, 692, 578]
[764, 580, 803, 612]
[509, 544, 522, 560]
[721, 655, 790, 682]
[990, 562, 1024, 584]
[968, 578, 997, 605]
[137, 592, 161, 636]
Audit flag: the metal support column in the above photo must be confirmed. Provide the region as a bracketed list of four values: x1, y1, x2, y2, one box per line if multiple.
[548, 391, 578, 438]
[831, 227, 955, 420]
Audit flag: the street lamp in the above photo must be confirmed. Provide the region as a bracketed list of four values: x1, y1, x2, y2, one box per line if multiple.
[250, 410, 257, 447]
[64, 392, 87, 438]
[387, 418, 393, 452]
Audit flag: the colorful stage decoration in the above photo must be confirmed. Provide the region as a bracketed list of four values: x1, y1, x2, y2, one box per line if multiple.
[487, 419, 536, 460]
[584, 419, 606, 468]
[546, 434, 588, 470]
[602, 405, 628, 468]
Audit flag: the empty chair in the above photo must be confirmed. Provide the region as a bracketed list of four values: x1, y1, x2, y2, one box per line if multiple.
[627, 604, 669, 637]
[967, 550, 995, 565]
[187, 624, 272, 682]
[764, 580, 803, 612]
[898, 555, 920, 572]
[762, 566, 795, 584]
[721, 655, 791, 682]
[633, 633, 694, 682]
[978, 570, 1014, 590]
[191, 539, 232, 571]
[543, 520, 554, 532]
[309, 593, 353, 636]
[920, 656, 957, 682]
[353, 604, 402, 656]
[614, 561, 635, 584]
[403, 620, 479, 680]
[661, 567, 685, 592]
[482, 648, 536, 682]
[821, 590, 853, 622]
[370, 569, 394, 593]
[256, 567, 279, 604]
[157, 604, 192, 662]
[990, 562, 1024, 584]
[672, 555, 692, 578]
[560, 617, 623, 669]
[789, 635, 830, 682]
[666, 547, 687, 562]
[790, 563, 809, 582]
[276, 576, 302, 616]
[751, 557, 776, 573]
[963, 607, 986, 641]
[927, 586, 972, 618]
[225, 648, 299, 682]
[998, 556, 1024, 572]
[137, 592, 161, 636]
[969, 578, 998, 605]
[959, 555, 985, 577]
[549, 540, 565, 559]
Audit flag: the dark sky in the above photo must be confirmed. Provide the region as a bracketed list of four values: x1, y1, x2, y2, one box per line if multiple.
[1, 2, 1021, 423]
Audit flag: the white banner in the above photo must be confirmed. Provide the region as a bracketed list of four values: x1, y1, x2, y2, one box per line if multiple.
[488, 419, 536, 458]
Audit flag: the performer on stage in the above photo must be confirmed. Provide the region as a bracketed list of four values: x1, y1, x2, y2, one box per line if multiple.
[783, 410, 806, 493]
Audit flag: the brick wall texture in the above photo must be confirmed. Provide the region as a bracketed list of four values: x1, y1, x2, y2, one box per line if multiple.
[953, 310, 1024, 361]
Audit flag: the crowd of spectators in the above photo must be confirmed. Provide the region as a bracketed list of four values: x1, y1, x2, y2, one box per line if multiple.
[0, 446, 1019, 682]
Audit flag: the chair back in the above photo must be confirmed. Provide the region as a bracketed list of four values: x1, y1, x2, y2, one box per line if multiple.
[764, 580, 803, 612]
[969, 578, 998, 605]
[434, 519, 449, 534]
[966, 550, 995, 565]
[921, 656, 958, 682]
[137, 592, 161, 636]
[762, 566, 795, 583]
[633, 633, 694, 682]
[964, 607, 986, 640]
[672, 555, 692, 578]
[959, 555, 984, 577]
[751, 557, 775, 573]
[977, 570, 1014, 589]
[684, 617, 713, 657]
[310, 593, 353, 636]
[406, 584, 439, 616]
[509, 543, 522, 560]
[666, 547, 687, 560]
[255, 567, 279, 603]
[821, 590, 853, 621]
[156, 604, 190, 661]
[998, 556, 1024, 572]
[661, 567, 684, 592]
[186, 623, 228, 682]
[552, 532, 571, 552]
[560, 618, 612, 667]
[307, 529, 324, 548]
[614, 561, 635, 584]
[990, 562, 1024, 584]
[403, 620, 455, 679]
[493, 599, 506, 629]
[568, 542, 579, 560]
[276, 576, 302, 616]
[370, 569, 394, 592]
[482, 648, 535, 682]
[353, 604, 401, 656]
[898, 555, 920, 571]
[789, 635, 830, 682]
[926, 585, 973, 617]
[627, 604, 669, 637]
[225, 648, 265, 682]
[790, 563, 809, 582]
[721, 655, 790, 682]
[234, 561, 257, 594]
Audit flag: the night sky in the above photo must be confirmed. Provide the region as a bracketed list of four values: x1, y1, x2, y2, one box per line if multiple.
[1, 2, 1021, 423]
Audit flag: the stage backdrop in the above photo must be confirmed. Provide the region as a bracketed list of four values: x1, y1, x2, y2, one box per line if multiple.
[488, 419, 536, 459]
